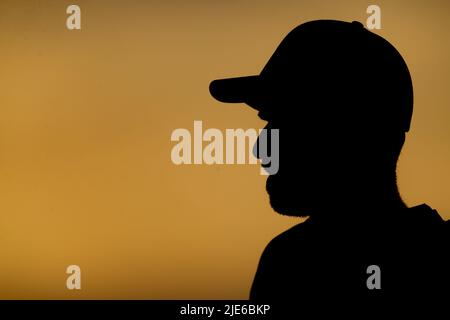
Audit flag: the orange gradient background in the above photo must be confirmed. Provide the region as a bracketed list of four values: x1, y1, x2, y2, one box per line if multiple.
[0, 0, 449, 299]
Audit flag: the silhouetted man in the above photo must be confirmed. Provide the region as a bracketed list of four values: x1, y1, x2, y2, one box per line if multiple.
[209, 20, 449, 302]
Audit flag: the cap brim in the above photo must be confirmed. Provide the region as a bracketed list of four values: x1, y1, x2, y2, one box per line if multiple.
[209, 75, 260, 103]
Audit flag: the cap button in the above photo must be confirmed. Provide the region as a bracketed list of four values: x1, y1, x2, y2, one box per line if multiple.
[351, 21, 364, 28]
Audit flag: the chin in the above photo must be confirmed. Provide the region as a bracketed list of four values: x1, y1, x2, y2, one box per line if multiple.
[268, 195, 312, 217]
[266, 175, 317, 217]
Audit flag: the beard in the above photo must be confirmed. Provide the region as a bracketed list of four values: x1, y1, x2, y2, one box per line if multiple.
[266, 174, 321, 217]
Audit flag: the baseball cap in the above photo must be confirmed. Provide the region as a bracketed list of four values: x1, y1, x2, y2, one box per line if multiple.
[209, 20, 413, 132]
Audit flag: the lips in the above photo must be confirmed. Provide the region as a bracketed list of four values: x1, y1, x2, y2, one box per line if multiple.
[260, 161, 273, 175]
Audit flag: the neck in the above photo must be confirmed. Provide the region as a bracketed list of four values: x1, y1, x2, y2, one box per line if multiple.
[312, 173, 407, 224]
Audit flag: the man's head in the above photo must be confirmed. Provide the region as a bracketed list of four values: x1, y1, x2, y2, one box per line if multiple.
[210, 20, 413, 217]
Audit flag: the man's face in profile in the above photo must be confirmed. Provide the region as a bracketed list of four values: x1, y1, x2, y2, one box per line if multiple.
[255, 94, 407, 218]
[254, 92, 368, 218]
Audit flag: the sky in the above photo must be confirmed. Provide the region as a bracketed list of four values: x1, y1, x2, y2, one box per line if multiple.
[0, 0, 449, 299]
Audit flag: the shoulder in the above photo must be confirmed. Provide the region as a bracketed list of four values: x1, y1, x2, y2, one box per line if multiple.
[261, 220, 312, 258]
[251, 221, 311, 299]
[445, 219, 450, 234]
